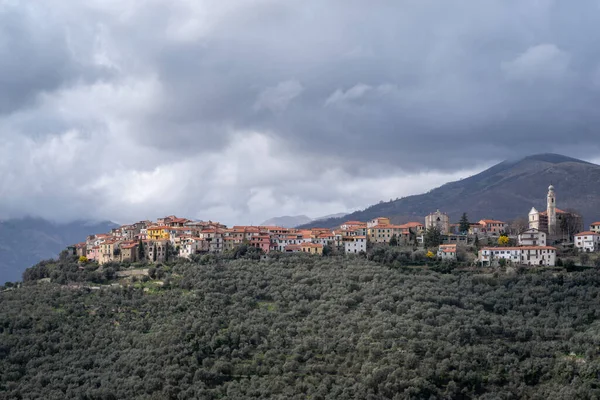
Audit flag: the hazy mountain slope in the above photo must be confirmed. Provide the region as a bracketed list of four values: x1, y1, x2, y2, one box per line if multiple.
[260, 213, 348, 228]
[0, 218, 117, 283]
[260, 215, 313, 228]
[299, 154, 600, 228]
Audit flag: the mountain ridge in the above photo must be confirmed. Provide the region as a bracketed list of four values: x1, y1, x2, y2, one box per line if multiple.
[298, 154, 600, 229]
[0, 217, 118, 283]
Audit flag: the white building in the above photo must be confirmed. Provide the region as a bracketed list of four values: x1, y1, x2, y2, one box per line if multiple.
[479, 246, 557, 266]
[590, 222, 600, 234]
[344, 236, 367, 254]
[518, 228, 547, 247]
[179, 238, 206, 258]
[437, 244, 457, 260]
[574, 231, 600, 252]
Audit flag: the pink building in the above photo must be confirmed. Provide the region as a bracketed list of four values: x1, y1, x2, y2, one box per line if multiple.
[86, 246, 99, 261]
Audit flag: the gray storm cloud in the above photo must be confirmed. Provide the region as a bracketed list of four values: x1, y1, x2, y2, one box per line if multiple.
[1, 0, 600, 224]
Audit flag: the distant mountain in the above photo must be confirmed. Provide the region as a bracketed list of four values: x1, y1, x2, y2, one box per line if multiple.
[298, 154, 600, 229]
[0, 218, 117, 283]
[260, 215, 313, 228]
[260, 213, 348, 228]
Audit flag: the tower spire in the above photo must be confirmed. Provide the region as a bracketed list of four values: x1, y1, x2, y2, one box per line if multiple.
[547, 184, 556, 235]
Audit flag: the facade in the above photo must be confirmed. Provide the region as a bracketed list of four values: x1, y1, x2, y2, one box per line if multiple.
[442, 235, 468, 245]
[344, 236, 367, 254]
[98, 239, 122, 265]
[368, 225, 402, 244]
[468, 223, 483, 235]
[478, 219, 508, 235]
[120, 243, 138, 263]
[301, 243, 324, 255]
[478, 246, 556, 266]
[574, 232, 600, 252]
[518, 228, 547, 247]
[425, 210, 450, 234]
[590, 222, 600, 234]
[437, 244, 457, 260]
[284, 244, 302, 253]
[147, 239, 170, 262]
[147, 226, 170, 240]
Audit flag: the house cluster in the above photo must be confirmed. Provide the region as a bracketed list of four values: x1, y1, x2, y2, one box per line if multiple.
[476, 184, 590, 267]
[66, 215, 431, 265]
[66, 185, 596, 268]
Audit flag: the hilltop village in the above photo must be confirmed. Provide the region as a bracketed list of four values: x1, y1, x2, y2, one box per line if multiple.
[67, 185, 599, 268]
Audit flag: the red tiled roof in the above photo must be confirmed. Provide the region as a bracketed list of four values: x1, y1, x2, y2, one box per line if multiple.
[398, 222, 424, 228]
[575, 231, 599, 236]
[481, 246, 556, 251]
[479, 219, 506, 224]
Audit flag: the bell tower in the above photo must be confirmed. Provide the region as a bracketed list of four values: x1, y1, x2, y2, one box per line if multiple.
[547, 184, 557, 235]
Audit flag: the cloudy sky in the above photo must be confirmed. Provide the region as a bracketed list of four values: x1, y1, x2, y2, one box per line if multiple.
[2, 0, 600, 225]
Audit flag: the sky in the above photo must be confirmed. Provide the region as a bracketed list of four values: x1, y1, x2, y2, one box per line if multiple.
[2, 0, 600, 226]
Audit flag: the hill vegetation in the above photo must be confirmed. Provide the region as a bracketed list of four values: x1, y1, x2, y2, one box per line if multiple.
[301, 154, 600, 228]
[1, 253, 600, 399]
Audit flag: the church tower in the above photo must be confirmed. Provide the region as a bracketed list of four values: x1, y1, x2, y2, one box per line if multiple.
[547, 184, 557, 235]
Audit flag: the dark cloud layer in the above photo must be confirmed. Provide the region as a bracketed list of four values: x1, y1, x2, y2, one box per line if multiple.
[1, 0, 600, 223]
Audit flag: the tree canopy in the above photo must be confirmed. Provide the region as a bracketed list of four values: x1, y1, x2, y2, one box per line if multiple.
[1, 255, 600, 399]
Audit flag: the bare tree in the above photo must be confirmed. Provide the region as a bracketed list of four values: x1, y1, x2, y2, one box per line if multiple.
[508, 217, 529, 235]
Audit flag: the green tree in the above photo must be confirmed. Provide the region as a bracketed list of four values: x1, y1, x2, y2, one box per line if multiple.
[579, 252, 590, 267]
[459, 213, 470, 234]
[424, 227, 442, 248]
[389, 234, 399, 247]
[138, 239, 145, 261]
[474, 234, 480, 249]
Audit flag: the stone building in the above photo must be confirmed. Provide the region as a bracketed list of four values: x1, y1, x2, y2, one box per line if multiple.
[425, 210, 450, 234]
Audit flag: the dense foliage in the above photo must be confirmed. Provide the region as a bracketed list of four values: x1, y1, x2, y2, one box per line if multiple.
[1, 255, 600, 399]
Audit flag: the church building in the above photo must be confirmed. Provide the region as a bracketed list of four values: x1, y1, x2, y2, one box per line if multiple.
[528, 185, 583, 241]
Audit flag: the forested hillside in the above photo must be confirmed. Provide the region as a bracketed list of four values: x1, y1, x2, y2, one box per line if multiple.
[1, 255, 600, 399]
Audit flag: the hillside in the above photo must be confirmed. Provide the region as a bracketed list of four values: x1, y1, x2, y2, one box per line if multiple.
[259, 215, 312, 227]
[301, 154, 600, 228]
[261, 213, 347, 228]
[0, 218, 117, 283]
[3, 255, 600, 399]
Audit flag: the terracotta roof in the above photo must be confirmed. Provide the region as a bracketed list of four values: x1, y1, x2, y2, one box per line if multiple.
[371, 224, 402, 230]
[575, 231, 599, 236]
[481, 246, 556, 251]
[398, 222, 424, 228]
[590, 222, 600, 226]
[479, 219, 506, 224]
[302, 243, 323, 248]
[284, 244, 302, 250]
[540, 208, 569, 215]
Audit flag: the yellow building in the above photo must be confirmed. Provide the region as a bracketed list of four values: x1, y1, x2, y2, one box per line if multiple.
[147, 226, 170, 240]
[301, 243, 324, 255]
